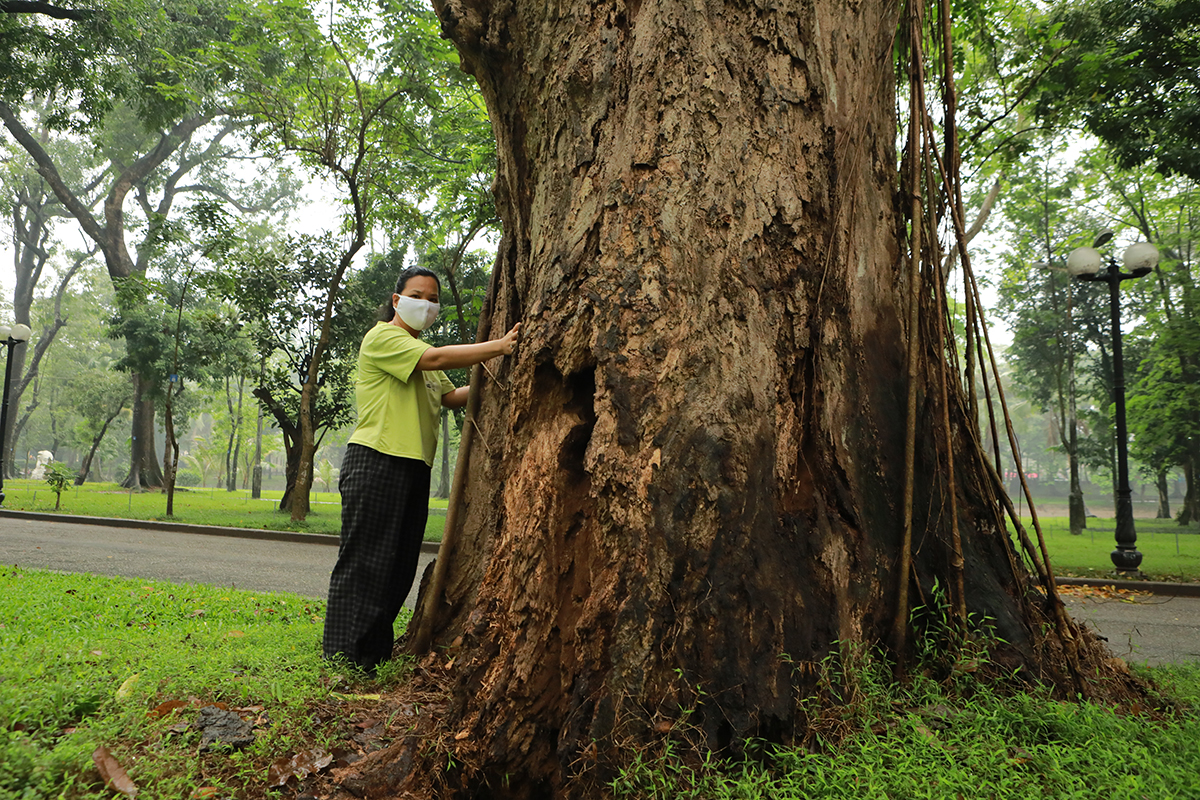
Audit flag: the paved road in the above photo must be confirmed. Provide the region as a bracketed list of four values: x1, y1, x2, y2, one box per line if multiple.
[1063, 593, 1200, 667]
[2, 516, 1199, 665]
[0, 516, 436, 607]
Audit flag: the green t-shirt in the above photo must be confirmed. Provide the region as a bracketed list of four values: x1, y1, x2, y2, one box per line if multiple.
[347, 321, 455, 466]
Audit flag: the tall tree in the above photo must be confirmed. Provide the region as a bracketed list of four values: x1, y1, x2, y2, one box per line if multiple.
[1, 1, 297, 487]
[1031, 0, 1200, 182]
[0, 118, 98, 476]
[342, 1, 1131, 795]
[223, 233, 368, 515]
[992, 140, 1103, 534]
[197, 0, 500, 519]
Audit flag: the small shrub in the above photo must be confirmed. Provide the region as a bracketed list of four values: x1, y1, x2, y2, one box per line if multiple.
[42, 462, 76, 510]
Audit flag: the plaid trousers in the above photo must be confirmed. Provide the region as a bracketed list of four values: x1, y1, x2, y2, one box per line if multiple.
[322, 443, 430, 671]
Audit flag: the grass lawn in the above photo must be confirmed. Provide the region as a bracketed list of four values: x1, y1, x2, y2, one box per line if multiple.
[0, 480, 449, 542]
[2, 567, 1198, 799]
[1018, 516, 1200, 583]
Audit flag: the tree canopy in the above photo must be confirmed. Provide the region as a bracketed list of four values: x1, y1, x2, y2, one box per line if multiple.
[1032, 0, 1200, 182]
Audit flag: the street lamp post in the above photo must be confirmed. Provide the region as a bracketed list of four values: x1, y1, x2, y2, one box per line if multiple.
[1066, 234, 1159, 573]
[0, 322, 34, 507]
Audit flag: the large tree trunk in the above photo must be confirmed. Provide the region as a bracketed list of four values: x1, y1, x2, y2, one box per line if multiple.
[123, 376, 164, 489]
[365, 1, 1123, 796]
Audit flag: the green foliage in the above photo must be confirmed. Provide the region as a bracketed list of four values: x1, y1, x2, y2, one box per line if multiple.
[222, 234, 366, 443]
[0, 0, 274, 133]
[42, 462, 75, 509]
[1127, 309, 1200, 482]
[1030, 0, 1200, 182]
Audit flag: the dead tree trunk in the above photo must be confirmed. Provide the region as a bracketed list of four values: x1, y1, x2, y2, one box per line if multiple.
[383, 1, 1122, 796]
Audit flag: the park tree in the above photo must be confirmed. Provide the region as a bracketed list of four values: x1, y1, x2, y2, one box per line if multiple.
[1065, 152, 1200, 524]
[991, 139, 1109, 534]
[106, 202, 242, 514]
[1031, 0, 1200, 184]
[191, 0, 501, 520]
[0, 118, 99, 476]
[223, 233, 377, 514]
[68, 358, 132, 485]
[1119, 177, 1200, 523]
[1, 0, 299, 488]
[319, 0, 1140, 796]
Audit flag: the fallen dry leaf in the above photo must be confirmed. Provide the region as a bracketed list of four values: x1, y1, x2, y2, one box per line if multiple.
[454, 730, 470, 741]
[267, 748, 334, 787]
[190, 788, 219, 799]
[149, 700, 189, 719]
[1058, 584, 1151, 602]
[92, 746, 138, 798]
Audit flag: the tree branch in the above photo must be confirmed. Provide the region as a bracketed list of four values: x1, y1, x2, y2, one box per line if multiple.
[0, 1, 95, 21]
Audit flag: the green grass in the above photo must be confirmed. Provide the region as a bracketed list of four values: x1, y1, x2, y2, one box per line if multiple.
[610, 658, 1200, 800]
[1018, 516, 1200, 582]
[0, 566, 412, 800]
[2, 569, 1199, 799]
[0, 480, 450, 541]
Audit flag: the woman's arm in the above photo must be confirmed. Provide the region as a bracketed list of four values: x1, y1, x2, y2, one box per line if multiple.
[416, 323, 521, 371]
[442, 386, 469, 409]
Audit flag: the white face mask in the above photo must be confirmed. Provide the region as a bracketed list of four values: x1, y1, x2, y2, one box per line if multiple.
[393, 294, 440, 331]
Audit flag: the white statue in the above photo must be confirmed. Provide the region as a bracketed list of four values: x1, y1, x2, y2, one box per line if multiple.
[30, 450, 54, 480]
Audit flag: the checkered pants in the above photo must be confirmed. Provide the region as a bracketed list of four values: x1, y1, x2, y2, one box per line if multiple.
[322, 443, 431, 671]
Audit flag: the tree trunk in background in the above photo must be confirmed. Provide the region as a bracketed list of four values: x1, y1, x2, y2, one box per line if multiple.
[436, 410, 451, 498]
[1182, 457, 1199, 525]
[386, 1, 1120, 795]
[1155, 468, 1171, 519]
[1067, 354, 1085, 534]
[123, 377, 164, 489]
[1, 344, 25, 479]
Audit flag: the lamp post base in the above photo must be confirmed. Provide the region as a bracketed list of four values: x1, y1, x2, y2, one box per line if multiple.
[1111, 546, 1143, 573]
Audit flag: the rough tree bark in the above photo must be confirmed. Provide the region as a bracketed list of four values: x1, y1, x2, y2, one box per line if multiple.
[364, 1, 1123, 797]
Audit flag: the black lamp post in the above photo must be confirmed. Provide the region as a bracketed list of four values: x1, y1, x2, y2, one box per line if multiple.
[1066, 233, 1159, 573]
[0, 322, 33, 507]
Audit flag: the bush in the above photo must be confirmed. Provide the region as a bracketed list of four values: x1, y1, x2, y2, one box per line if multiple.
[175, 468, 202, 487]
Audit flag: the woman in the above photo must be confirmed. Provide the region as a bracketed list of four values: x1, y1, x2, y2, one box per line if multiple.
[323, 266, 520, 672]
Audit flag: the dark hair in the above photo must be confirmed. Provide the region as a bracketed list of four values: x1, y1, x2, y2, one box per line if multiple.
[379, 266, 441, 321]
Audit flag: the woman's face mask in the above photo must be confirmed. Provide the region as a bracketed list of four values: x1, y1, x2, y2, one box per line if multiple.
[394, 293, 440, 331]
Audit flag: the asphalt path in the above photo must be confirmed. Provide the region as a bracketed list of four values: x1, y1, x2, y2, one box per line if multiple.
[1063, 593, 1200, 667]
[0, 515, 436, 607]
[2, 515, 1199, 666]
